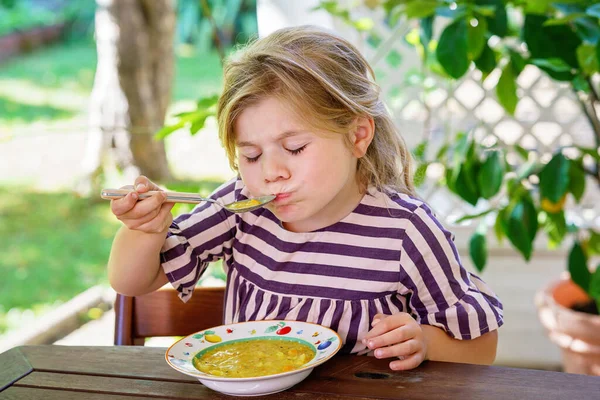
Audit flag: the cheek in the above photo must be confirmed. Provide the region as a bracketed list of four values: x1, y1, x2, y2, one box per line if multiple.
[238, 163, 263, 193]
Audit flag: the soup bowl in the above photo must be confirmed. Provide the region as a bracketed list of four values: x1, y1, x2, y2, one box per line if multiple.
[165, 320, 342, 397]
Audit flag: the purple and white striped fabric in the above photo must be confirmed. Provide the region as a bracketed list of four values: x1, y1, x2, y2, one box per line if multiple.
[161, 178, 503, 354]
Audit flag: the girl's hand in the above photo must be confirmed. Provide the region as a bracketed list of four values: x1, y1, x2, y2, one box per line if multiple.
[362, 313, 428, 371]
[110, 175, 174, 234]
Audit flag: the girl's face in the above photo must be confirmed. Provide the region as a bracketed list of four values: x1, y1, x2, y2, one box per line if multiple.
[234, 96, 366, 232]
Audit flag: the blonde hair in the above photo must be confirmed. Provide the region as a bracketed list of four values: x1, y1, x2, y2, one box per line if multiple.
[217, 25, 416, 196]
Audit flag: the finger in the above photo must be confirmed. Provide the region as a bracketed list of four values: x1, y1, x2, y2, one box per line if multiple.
[123, 201, 164, 229]
[119, 192, 167, 221]
[134, 175, 161, 192]
[363, 313, 413, 341]
[111, 191, 139, 216]
[364, 325, 415, 350]
[372, 339, 422, 359]
[134, 201, 175, 233]
[388, 352, 425, 371]
[372, 313, 386, 326]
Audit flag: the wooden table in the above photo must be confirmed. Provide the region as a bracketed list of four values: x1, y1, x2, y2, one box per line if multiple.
[1, 345, 598, 399]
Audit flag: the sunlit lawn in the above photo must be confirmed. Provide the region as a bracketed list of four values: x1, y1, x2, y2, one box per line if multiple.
[0, 38, 224, 129]
[0, 38, 227, 334]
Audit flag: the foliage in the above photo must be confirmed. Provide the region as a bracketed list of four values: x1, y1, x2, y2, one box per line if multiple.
[318, 0, 600, 311]
[176, 0, 258, 52]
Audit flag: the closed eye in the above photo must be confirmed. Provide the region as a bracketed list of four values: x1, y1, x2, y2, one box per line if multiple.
[245, 154, 260, 163]
[288, 144, 307, 155]
[243, 144, 308, 163]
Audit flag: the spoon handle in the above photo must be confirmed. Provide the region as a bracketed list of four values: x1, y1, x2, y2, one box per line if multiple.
[100, 189, 218, 205]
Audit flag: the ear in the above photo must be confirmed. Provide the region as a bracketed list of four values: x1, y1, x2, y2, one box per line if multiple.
[350, 117, 375, 158]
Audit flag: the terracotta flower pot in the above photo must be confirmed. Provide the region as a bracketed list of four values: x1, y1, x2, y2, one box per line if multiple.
[536, 275, 600, 375]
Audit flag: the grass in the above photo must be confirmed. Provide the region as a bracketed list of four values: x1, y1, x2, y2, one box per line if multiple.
[0, 38, 228, 335]
[0, 39, 225, 129]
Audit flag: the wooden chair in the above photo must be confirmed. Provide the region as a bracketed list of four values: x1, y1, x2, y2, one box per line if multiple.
[114, 285, 226, 345]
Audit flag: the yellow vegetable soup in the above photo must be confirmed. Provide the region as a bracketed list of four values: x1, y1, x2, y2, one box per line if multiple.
[227, 198, 261, 210]
[193, 338, 316, 378]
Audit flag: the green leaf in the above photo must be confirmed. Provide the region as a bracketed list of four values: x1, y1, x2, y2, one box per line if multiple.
[405, 0, 437, 19]
[436, 18, 470, 79]
[474, 42, 497, 79]
[542, 211, 567, 249]
[189, 112, 211, 135]
[516, 159, 541, 181]
[530, 58, 572, 73]
[539, 153, 570, 203]
[568, 241, 590, 293]
[527, 0, 552, 14]
[467, 17, 487, 61]
[413, 163, 428, 187]
[589, 267, 600, 301]
[597, 40, 600, 72]
[155, 120, 187, 140]
[477, 149, 505, 199]
[587, 4, 600, 19]
[469, 228, 488, 272]
[568, 160, 586, 203]
[420, 15, 434, 53]
[353, 17, 374, 31]
[473, 5, 496, 17]
[572, 74, 591, 92]
[196, 94, 219, 109]
[454, 208, 495, 224]
[475, 0, 507, 37]
[509, 49, 527, 75]
[588, 231, 600, 256]
[412, 141, 428, 161]
[574, 18, 600, 44]
[514, 145, 530, 160]
[503, 197, 538, 261]
[452, 166, 480, 205]
[494, 210, 505, 243]
[544, 13, 588, 26]
[496, 61, 518, 115]
[524, 14, 580, 80]
[577, 43, 599, 76]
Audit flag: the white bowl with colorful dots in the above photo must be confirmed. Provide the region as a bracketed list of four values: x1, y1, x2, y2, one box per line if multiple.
[165, 320, 342, 397]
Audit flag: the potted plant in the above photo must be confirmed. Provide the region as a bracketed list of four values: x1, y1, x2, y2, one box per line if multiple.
[157, 0, 600, 374]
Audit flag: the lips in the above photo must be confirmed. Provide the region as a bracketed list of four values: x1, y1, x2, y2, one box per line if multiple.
[274, 192, 292, 202]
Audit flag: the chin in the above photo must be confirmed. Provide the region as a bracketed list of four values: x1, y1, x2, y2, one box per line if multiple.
[270, 204, 307, 222]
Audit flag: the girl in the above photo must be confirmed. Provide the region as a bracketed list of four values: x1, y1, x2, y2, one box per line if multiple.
[107, 25, 503, 371]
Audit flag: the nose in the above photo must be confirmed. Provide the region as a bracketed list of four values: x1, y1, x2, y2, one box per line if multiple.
[262, 153, 290, 183]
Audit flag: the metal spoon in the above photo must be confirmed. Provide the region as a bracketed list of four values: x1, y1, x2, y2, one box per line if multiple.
[100, 189, 276, 213]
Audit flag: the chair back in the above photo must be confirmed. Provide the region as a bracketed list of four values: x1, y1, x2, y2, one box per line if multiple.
[114, 285, 225, 345]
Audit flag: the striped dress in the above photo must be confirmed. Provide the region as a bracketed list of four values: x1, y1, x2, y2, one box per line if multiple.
[161, 177, 503, 355]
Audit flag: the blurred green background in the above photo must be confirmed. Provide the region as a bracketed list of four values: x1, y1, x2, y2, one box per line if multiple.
[0, 0, 255, 335]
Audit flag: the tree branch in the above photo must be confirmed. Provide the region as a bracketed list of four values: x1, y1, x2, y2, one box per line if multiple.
[200, 0, 225, 66]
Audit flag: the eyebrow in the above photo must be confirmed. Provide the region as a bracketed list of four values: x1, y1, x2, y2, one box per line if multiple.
[236, 130, 308, 147]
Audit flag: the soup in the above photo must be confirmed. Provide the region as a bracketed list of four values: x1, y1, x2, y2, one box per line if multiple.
[193, 338, 315, 378]
[227, 198, 261, 210]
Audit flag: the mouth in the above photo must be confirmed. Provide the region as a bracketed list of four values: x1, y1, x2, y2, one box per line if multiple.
[274, 192, 292, 203]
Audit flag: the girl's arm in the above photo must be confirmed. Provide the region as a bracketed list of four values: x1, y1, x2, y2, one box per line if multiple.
[107, 177, 174, 296]
[421, 324, 497, 364]
[107, 226, 170, 296]
[363, 312, 498, 370]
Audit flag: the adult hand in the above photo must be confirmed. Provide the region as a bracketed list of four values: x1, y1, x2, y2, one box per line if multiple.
[362, 312, 428, 371]
[110, 175, 174, 234]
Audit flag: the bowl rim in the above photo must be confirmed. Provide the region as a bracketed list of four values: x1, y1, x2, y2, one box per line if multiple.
[165, 319, 343, 382]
